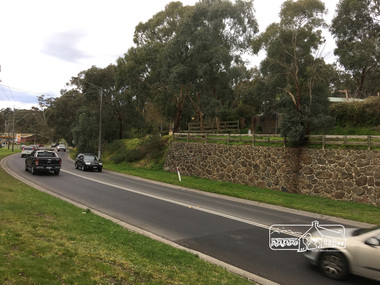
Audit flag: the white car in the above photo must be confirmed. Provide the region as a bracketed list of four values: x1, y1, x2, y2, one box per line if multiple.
[21, 146, 34, 158]
[304, 226, 380, 281]
[57, 144, 66, 152]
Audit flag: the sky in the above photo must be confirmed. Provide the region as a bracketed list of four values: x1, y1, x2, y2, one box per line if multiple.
[0, 0, 339, 110]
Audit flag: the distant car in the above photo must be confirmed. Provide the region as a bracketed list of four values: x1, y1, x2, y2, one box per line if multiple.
[57, 144, 66, 152]
[21, 146, 34, 158]
[304, 226, 380, 282]
[75, 153, 102, 172]
[51, 142, 59, 148]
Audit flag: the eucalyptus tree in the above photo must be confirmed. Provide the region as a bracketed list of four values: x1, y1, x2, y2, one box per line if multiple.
[46, 89, 85, 146]
[71, 64, 142, 152]
[251, 0, 332, 145]
[330, 0, 380, 98]
[164, 0, 258, 131]
[116, 2, 191, 133]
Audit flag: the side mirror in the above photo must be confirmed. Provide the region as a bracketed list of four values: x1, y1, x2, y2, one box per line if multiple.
[365, 238, 380, 247]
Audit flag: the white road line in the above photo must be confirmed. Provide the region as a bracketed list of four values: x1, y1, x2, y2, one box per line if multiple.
[62, 169, 271, 230]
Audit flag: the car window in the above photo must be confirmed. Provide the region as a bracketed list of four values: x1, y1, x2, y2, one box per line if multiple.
[352, 226, 380, 236]
[84, 155, 97, 161]
[37, 152, 56, 157]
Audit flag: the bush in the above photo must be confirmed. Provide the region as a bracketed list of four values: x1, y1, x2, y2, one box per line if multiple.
[107, 135, 170, 164]
[280, 112, 306, 146]
[331, 97, 380, 127]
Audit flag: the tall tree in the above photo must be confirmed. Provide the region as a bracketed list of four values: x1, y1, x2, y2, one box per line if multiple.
[251, 0, 332, 144]
[330, 0, 380, 98]
[164, 0, 258, 131]
[130, 2, 191, 132]
[46, 89, 85, 145]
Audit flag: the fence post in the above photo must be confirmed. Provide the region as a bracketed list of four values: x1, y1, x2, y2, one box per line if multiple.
[205, 133, 208, 143]
[322, 135, 325, 150]
[172, 132, 175, 141]
[368, 135, 371, 150]
[187, 132, 190, 143]
[283, 136, 286, 147]
[252, 133, 255, 146]
[227, 133, 230, 144]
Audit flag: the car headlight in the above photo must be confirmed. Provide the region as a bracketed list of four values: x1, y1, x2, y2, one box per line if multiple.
[85, 161, 91, 165]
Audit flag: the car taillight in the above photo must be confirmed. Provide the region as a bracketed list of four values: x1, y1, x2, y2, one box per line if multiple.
[59, 159, 62, 166]
[35, 159, 39, 166]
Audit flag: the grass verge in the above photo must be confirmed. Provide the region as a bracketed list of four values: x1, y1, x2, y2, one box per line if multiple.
[0, 149, 252, 284]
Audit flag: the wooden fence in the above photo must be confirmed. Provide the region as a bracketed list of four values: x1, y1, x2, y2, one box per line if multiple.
[173, 133, 380, 150]
[188, 120, 239, 133]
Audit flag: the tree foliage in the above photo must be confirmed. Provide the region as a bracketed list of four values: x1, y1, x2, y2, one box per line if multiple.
[5, 0, 380, 150]
[251, 0, 334, 144]
[330, 0, 380, 98]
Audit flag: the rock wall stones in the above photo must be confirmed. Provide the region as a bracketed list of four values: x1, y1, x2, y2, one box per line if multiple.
[164, 142, 380, 206]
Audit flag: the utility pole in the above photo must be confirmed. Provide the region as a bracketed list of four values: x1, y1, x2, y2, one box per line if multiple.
[12, 107, 15, 152]
[98, 89, 103, 160]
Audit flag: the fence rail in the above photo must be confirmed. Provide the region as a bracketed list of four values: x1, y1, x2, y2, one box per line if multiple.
[173, 132, 380, 150]
[188, 120, 239, 133]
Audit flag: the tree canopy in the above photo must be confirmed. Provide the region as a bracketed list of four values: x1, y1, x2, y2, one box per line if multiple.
[2, 0, 379, 148]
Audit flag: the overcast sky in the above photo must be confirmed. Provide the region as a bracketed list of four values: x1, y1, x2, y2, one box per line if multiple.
[0, 0, 339, 110]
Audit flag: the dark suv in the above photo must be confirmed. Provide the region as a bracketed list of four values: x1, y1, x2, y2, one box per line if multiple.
[75, 153, 103, 172]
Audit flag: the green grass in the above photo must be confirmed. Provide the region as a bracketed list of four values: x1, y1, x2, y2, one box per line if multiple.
[0, 148, 253, 284]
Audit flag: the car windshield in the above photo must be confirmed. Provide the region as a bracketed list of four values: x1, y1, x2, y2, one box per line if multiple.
[23, 147, 33, 150]
[84, 155, 97, 161]
[352, 226, 380, 236]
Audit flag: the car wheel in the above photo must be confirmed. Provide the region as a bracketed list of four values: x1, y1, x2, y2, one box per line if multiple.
[98, 168, 102, 172]
[54, 169, 60, 175]
[75, 162, 78, 169]
[319, 252, 349, 280]
[25, 164, 28, 171]
[31, 166, 37, 175]
[81, 165, 85, 171]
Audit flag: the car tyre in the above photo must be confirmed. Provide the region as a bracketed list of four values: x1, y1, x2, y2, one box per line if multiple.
[31, 166, 37, 175]
[81, 165, 85, 171]
[319, 252, 349, 280]
[75, 162, 78, 169]
[25, 164, 28, 172]
[54, 169, 60, 175]
[98, 168, 102, 172]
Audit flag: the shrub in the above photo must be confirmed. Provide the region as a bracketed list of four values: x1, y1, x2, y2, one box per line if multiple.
[331, 97, 380, 127]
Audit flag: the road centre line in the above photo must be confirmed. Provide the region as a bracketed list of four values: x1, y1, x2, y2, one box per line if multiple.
[62, 169, 271, 231]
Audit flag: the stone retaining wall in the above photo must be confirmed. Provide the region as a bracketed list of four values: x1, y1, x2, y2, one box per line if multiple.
[164, 142, 380, 206]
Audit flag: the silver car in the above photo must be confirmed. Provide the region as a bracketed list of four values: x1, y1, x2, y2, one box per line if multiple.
[57, 144, 66, 152]
[304, 226, 380, 281]
[21, 146, 34, 158]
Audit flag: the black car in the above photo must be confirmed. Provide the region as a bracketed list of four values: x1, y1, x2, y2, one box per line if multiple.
[75, 153, 102, 172]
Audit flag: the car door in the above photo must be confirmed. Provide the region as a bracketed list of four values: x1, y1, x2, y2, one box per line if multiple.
[356, 231, 380, 281]
[78, 154, 84, 168]
[25, 151, 35, 168]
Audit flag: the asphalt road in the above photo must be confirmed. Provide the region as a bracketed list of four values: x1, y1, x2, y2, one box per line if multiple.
[3, 151, 377, 285]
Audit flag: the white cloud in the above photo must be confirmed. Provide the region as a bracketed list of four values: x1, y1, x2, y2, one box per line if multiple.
[42, 30, 91, 63]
